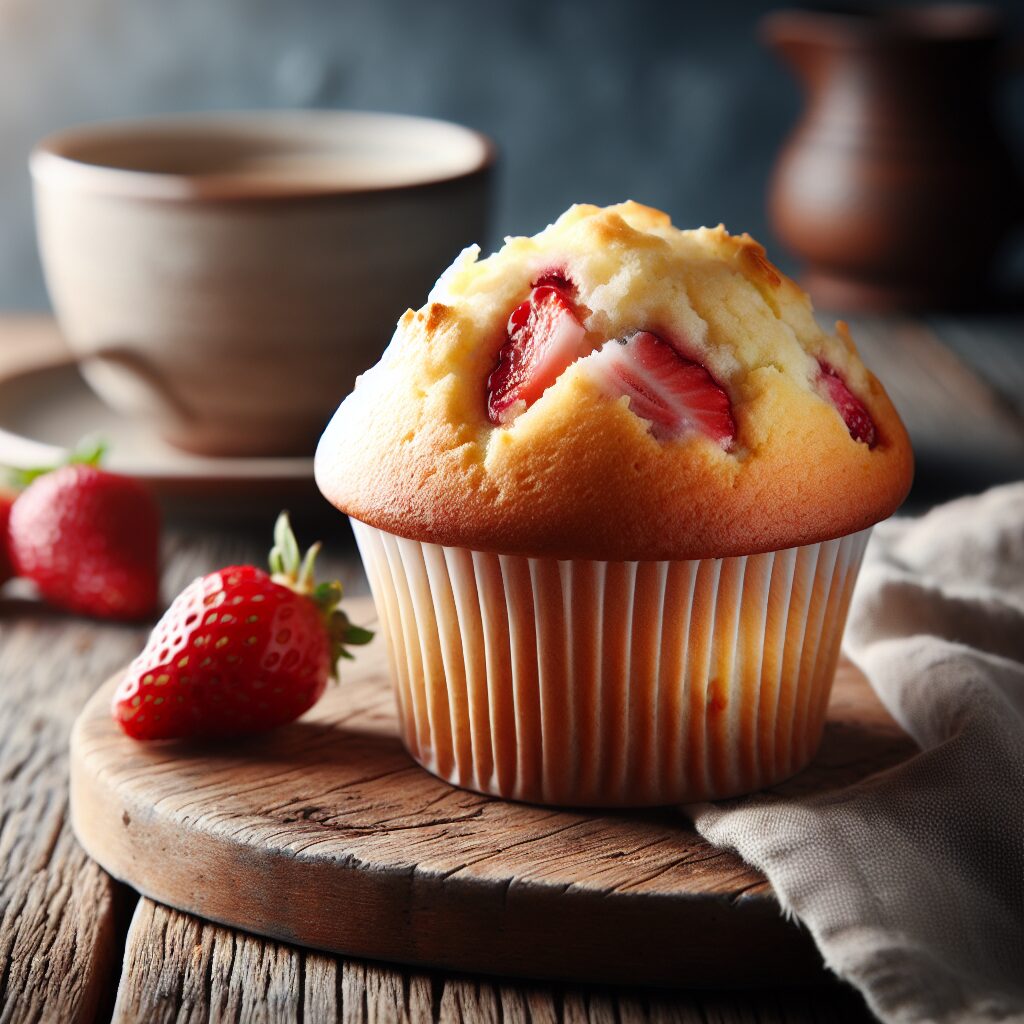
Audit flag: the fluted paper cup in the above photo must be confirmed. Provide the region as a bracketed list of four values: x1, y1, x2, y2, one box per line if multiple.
[351, 520, 870, 806]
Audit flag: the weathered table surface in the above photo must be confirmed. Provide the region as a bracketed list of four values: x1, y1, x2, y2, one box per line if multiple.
[1, 314, 1022, 1022]
[2, 529, 879, 1024]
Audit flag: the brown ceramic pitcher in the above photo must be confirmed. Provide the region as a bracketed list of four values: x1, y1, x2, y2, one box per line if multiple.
[762, 5, 1021, 311]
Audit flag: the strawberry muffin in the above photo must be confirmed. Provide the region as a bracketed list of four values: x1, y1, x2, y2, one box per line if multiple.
[315, 201, 913, 806]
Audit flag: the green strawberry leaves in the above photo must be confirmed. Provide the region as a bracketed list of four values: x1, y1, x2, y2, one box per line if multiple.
[269, 511, 374, 677]
[269, 510, 303, 578]
[8, 435, 107, 489]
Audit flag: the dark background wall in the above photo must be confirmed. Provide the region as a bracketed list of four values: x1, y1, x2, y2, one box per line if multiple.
[2, 0, 1022, 309]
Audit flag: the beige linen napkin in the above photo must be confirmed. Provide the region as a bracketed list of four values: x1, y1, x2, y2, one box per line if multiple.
[690, 483, 1024, 1024]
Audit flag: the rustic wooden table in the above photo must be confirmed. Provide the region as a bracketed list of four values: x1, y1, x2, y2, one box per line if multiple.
[1, 314, 1021, 1023]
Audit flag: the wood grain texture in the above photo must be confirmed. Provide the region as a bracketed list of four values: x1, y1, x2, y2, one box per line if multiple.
[70, 597, 914, 989]
[0, 600, 144, 1023]
[0, 526, 365, 1023]
[113, 898, 876, 1024]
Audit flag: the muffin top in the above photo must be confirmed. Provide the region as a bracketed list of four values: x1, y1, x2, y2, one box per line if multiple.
[315, 202, 913, 560]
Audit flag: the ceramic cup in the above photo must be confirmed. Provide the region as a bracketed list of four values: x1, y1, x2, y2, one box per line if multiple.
[31, 111, 494, 457]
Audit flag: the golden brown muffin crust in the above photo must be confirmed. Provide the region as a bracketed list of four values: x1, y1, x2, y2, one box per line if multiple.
[315, 202, 913, 560]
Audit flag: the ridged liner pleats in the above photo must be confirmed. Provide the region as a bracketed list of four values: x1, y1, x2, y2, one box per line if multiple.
[354, 521, 870, 807]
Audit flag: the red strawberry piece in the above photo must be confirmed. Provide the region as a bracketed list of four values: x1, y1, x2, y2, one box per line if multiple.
[9, 464, 160, 619]
[818, 360, 877, 447]
[532, 269, 576, 295]
[585, 331, 736, 447]
[112, 565, 326, 739]
[487, 284, 590, 425]
[111, 513, 372, 740]
[0, 489, 15, 586]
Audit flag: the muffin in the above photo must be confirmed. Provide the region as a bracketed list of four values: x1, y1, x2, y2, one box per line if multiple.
[315, 201, 913, 806]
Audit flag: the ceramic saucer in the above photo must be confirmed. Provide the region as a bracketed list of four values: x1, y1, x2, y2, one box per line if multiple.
[0, 360, 319, 517]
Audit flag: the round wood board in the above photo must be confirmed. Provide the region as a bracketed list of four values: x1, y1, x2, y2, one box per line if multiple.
[70, 598, 916, 988]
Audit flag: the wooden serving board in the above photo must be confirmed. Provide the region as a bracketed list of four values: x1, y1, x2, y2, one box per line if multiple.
[69, 599, 915, 988]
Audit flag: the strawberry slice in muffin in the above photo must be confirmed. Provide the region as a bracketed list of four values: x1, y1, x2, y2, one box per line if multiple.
[487, 282, 589, 425]
[817, 359, 877, 447]
[485, 276, 734, 448]
[583, 331, 736, 447]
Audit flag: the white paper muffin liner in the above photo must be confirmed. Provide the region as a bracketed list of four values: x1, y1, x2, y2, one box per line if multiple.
[351, 520, 871, 806]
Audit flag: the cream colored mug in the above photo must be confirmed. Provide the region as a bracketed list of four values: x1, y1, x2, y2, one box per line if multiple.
[32, 111, 493, 457]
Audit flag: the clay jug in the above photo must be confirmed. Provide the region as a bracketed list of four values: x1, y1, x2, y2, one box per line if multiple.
[762, 5, 1021, 310]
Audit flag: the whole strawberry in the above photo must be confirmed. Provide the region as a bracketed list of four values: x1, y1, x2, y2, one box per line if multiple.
[0, 488, 16, 586]
[112, 513, 372, 740]
[9, 462, 160, 619]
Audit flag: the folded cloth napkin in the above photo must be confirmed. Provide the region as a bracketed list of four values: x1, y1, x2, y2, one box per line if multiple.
[689, 483, 1024, 1024]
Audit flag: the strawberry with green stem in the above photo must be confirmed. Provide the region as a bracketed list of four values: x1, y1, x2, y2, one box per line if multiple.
[8, 438, 161, 619]
[112, 512, 372, 740]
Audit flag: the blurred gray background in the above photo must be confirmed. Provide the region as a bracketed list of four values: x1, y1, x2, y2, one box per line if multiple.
[2, 0, 1022, 310]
